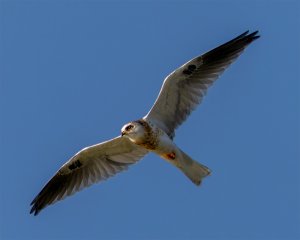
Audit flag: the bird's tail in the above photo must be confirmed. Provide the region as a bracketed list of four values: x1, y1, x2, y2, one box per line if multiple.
[175, 148, 211, 186]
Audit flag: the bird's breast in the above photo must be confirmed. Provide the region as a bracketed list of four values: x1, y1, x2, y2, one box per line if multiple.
[131, 120, 160, 150]
[135, 138, 158, 150]
[131, 119, 176, 155]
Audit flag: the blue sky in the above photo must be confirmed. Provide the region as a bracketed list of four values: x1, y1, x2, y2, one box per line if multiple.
[1, 1, 299, 239]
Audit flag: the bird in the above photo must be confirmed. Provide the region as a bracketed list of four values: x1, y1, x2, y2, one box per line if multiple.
[30, 30, 260, 215]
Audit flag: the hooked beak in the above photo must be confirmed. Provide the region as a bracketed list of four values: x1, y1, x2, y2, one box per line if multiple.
[121, 131, 126, 137]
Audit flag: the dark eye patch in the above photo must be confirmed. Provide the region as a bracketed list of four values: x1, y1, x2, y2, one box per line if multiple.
[125, 125, 133, 131]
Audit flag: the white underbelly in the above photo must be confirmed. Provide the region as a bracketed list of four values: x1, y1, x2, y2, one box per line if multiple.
[153, 132, 179, 161]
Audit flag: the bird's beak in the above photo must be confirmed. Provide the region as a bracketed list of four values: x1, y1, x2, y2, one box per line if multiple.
[121, 131, 125, 136]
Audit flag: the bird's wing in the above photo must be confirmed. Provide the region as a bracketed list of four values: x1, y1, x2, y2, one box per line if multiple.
[144, 31, 259, 138]
[30, 136, 148, 215]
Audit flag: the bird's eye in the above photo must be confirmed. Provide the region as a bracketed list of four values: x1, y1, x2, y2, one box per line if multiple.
[125, 125, 134, 131]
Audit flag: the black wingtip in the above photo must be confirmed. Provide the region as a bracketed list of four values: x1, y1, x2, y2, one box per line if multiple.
[239, 30, 250, 37]
[247, 30, 260, 39]
[30, 207, 41, 216]
[30, 198, 42, 216]
[29, 204, 38, 216]
[30, 198, 37, 215]
[240, 30, 260, 40]
[235, 30, 260, 46]
[223, 30, 259, 48]
[201, 30, 260, 65]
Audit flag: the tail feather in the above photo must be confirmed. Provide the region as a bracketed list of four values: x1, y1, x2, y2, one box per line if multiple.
[177, 149, 211, 185]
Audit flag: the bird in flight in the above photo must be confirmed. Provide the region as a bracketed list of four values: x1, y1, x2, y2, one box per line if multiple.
[30, 30, 259, 215]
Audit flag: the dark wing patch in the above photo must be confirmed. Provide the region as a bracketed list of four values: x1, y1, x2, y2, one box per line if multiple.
[30, 156, 133, 216]
[182, 64, 197, 75]
[68, 159, 82, 170]
[30, 137, 148, 216]
[145, 31, 260, 138]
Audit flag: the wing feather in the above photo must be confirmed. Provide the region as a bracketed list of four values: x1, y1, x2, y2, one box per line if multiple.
[145, 31, 259, 138]
[30, 136, 148, 215]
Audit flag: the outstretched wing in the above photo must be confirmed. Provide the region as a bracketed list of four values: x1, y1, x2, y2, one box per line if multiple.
[30, 136, 148, 215]
[144, 31, 259, 138]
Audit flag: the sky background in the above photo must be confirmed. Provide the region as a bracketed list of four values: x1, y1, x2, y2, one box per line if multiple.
[1, 0, 299, 239]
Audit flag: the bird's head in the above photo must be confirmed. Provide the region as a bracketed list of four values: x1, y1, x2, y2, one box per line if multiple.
[121, 121, 146, 142]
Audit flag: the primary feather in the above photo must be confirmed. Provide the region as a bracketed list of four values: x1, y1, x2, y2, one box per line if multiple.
[30, 31, 259, 215]
[145, 31, 259, 138]
[30, 137, 147, 215]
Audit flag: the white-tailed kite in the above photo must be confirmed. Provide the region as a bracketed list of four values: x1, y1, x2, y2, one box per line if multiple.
[30, 30, 259, 215]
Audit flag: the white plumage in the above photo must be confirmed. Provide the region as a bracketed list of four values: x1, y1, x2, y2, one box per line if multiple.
[30, 30, 259, 215]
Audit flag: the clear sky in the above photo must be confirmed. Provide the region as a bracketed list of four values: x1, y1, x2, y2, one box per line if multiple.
[1, 1, 299, 240]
